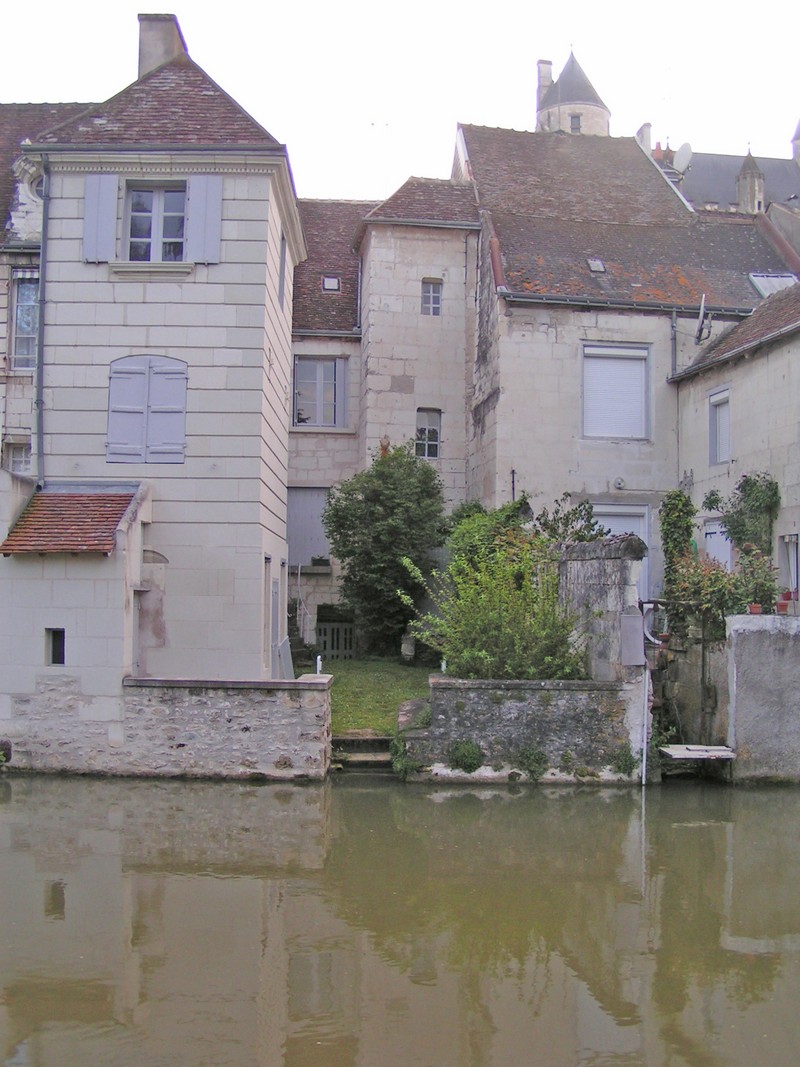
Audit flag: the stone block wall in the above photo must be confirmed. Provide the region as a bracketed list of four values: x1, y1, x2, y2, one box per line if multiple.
[405, 675, 646, 783]
[2, 675, 331, 781]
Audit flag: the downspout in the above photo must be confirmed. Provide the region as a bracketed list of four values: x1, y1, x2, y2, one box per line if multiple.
[34, 156, 50, 488]
[670, 309, 677, 378]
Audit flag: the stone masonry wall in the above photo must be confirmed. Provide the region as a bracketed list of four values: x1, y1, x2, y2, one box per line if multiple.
[405, 676, 646, 783]
[2, 675, 331, 781]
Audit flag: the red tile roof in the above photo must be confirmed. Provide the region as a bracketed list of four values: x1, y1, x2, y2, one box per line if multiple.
[677, 281, 800, 378]
[365, 177, 478, 227]
[33, 54, 279, 149]
[1, 492, 135, 555]
[294, 199, 378, 334]
[0, 102, 92, 239]
[459, 125, 797, 309]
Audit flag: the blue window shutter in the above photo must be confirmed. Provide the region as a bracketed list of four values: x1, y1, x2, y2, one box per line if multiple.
[83, 174, 118, 262]
[185, 175, 222, 263]
[146, 358, 188, 463]
[107, 358, 148, 461]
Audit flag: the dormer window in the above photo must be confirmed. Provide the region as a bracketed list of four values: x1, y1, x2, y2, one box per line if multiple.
[322, 276, 340, 292]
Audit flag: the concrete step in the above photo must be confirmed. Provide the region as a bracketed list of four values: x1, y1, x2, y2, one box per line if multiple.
[332, 734, 393, 770]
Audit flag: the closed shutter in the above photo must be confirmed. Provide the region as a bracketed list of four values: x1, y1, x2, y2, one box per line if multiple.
[185, 175, 223, 263]
[146, 359, 188, 462]
[83, 174, 118, 262]
[287, 488, 330, 565]
[107, 358, 148, 460]
[584, 347, 647, 438]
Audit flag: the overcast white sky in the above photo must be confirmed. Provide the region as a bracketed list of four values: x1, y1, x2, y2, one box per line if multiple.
[2, 0, 797, 201]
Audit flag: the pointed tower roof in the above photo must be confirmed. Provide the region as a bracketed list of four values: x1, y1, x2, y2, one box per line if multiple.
[31, 53, 280, 150]
[539, 52, 608, 113]
[738, 151, 764, 177]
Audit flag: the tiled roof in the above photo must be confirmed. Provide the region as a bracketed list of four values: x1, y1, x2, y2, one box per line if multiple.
[496, 214, 795, 307]
[677, 151, 800, 210]
[294, 199, 378, 334]
[678, 281, 800, 377]
[461, 125, 691, 225]
[0, 491, 136, 555]
[0, 102, 91, 238]
[460, 125, 797, 308]
[365, 177, 479, 226]
[539, 53, 609, 113]
[33, 54, 279, 148]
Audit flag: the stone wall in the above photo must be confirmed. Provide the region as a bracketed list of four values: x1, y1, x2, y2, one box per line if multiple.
[2, 675, 332, 781]
[405, 675, 647, 783]
[728, 615, 800, 782]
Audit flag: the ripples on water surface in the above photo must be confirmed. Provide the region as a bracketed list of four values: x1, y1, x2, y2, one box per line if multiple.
[1, 775, 799, 1066]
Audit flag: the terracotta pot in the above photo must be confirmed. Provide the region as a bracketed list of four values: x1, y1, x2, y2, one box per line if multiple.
[776, 600, 789, 614]
[747, 603, 762, 615]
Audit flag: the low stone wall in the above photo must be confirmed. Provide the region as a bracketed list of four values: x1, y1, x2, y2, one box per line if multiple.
[2, 675, 332, 781]
[405, 674, 648, 783]
[728, 616, 800, 782]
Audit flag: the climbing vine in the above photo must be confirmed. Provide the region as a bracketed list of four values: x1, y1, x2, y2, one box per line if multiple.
[659, 489, 697, 593]
[703, 472, 780, 557]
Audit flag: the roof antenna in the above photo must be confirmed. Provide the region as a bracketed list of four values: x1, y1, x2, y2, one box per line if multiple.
[694, 293, 712, 345]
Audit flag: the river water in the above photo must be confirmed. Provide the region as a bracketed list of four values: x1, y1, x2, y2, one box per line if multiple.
[1, 774, 798, 1066]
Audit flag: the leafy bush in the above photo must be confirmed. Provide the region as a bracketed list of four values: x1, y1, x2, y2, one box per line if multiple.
[659, 489, 697, 590]
[669, 546, 778, 638]
[703, 472, 780, 556]
[390, 734, 422, 780]
[448, 739, 485, 773]
[404, 535, 587, 680]
[516, 745, 549, 780]
[322, 443, 445, 654]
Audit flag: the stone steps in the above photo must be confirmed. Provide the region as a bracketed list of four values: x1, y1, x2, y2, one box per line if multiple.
[332, 734, 393, 771]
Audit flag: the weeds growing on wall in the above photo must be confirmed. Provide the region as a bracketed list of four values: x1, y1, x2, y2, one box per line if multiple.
[448, 740, 485, 773]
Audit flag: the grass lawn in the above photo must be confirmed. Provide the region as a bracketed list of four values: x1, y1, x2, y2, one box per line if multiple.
[326, 657, 432, 735]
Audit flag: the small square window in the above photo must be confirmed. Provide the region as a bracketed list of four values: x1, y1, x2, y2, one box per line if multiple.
[322, 276, 340, 292]
[2, 441, 32, 475]
[421, 280, 442, 316]
[46, 628, 66, 666]
[416, 408, 441, 459]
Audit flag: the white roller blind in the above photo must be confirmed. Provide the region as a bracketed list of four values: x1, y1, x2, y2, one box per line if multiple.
[583, 346, 647, 438]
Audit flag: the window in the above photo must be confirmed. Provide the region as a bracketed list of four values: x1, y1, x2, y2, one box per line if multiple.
[704, 520, 732, 570]
[83, 173, 222, 264]
[570, 114, 581, 133]
[287, 487, 331, 566]
[749, 273, 796, 298]
[107, 355, 188, 463]
[592, 505, 650, 597]
[322, 276, 340, 291]
[46, 628, 66, 666]
[2, 440, 31, 475]
[416, 408, 441, 459]
[293, 357, 347, 428]
[421, 279, 442, 316]
[709, 389, 730, 464]
[583, 345, 648, 439]
[10, 271, 38, 369]
[127, 185, 186, 262]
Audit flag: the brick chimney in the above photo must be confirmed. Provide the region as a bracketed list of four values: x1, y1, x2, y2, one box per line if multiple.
[138, 13, 188, 79]
[537, 59, 553, 112]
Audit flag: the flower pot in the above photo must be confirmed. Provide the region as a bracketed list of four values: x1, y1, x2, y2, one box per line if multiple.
[747, 603, 762, 615]
[776, 600, 789, 614]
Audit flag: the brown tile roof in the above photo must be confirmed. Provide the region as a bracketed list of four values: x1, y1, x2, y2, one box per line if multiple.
[365, 177, 479, 227]
[461, 125, 690, 225]
[677, 281, 800, 378]
[460, 125, 797, 309]
[1, 491, 136, 555]
[496, 214, 794, 308]
[33, 54, 279, 149]
[0, 102, 91, 238]
[294, 199, 378, 334]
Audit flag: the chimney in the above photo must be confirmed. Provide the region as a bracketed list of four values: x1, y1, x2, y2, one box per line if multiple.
[537, 59, 553, 111]
[138, 13, 188, 79]
[636, 123, 652, 153]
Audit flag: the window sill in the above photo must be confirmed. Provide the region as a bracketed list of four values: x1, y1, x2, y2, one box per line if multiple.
[289, 564, 332, 575]
[290, 425, 354, 435]
[109, 262, 195, 279]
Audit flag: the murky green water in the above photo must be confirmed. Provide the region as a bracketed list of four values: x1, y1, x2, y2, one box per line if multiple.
[1, 774, 799, 1066]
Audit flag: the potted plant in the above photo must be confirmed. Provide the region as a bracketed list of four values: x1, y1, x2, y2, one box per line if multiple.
[736, 545, 778, 615]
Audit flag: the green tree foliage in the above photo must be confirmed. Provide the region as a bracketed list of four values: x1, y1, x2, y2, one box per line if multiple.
[703, 472, 781, 556]
[659, 489, 697, 592]
[322, 443, 445, 654]
[404, 531, 587, 680]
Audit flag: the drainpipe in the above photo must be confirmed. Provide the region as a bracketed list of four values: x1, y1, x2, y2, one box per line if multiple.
[670, 309, 677, 378]
[34, 156, 50, 488]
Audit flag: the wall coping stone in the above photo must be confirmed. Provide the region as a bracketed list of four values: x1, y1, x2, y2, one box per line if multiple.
[430, 676, 624, 692]
[123, 674, 333, 691]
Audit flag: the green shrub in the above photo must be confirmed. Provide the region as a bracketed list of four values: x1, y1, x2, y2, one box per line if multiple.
[390, 734, 422, 780]
[516, 745, 549, 780]
[611, 742, 638, 777]
[448, 740, 485, 773]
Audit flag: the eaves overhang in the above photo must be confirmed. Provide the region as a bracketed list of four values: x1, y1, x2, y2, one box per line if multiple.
[354, 216, 480, 251]
[293, 328, 362, 339]
[498, 289, 755, 317]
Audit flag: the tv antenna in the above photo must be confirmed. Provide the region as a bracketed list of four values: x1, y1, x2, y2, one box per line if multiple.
[694, 293, 712, 345]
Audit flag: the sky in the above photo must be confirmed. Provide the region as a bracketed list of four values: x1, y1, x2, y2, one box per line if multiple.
[2, 0, 797, 202]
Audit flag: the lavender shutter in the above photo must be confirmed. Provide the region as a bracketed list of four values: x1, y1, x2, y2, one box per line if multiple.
[185, 175, 223, 263]
[83, 174, 118, 262]
[107, 357, 148, 461]
[107, 356, 187, 463]
[146, 359, 188, 463]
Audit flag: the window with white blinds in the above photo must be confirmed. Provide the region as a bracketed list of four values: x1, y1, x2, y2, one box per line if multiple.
[709, 389, 730, 464]
[583, 345, 648, 439]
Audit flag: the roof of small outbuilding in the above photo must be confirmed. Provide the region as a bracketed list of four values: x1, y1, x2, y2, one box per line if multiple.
[0, 490, 136, 555]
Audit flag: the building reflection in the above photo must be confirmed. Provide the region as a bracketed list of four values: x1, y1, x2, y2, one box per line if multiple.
[1, 777, 800, 1066]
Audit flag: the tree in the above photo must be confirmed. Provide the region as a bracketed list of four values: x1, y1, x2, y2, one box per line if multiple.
[322, 443, 445, 654]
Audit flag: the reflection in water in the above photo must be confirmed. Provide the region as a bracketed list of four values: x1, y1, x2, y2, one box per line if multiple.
[1, 776, 799, 1066]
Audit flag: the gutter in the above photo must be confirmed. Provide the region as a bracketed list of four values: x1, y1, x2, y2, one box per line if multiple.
[35, 156, 50, 489]
[293, 329, 362, 339]
[498, 289, 754, 316]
